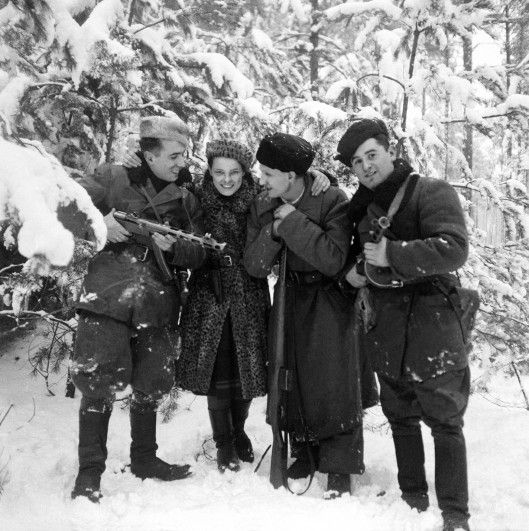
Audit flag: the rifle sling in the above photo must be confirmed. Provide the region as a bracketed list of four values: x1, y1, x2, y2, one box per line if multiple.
[135, 184, 174, 282]
[136, 184, 164, 223]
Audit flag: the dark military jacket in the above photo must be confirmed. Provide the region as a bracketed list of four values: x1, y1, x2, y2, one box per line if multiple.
[75, 161, 204, 328]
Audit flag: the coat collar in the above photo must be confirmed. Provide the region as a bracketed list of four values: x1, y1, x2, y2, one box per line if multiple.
[126, 157, 185, 207]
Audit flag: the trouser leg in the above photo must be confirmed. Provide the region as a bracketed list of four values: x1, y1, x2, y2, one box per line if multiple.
[432, 424, 469, 522]
[379, 375, 429, 511]
[231, 398, 254, 463]
[418, 368, 471, 525]
[390, 418, 430, 511]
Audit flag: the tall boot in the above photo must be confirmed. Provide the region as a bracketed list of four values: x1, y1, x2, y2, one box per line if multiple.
[433, 424, 469, 528]
[208, 406, 240, 473]
[71, 397, 111, 503]
[231, 398, 254, 463]
[391, 419, 430, 512]
[129, 399, 191, 481]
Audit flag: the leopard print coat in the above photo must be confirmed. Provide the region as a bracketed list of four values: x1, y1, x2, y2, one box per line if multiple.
[176, 174, 269, 398]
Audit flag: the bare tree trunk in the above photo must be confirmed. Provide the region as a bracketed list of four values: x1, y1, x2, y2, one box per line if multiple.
[444, 33, 451, 181]
[105, 99, 118, 163]
[309, 0, 320, 100]
[401, 24, 421, 132]
[505, 4, 513, 159]
[128, 0, 137, 26]
[463, 34, 473, 170]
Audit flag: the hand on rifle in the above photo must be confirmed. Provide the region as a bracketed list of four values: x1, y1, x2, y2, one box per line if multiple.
[105, 208, 131, 243]
[364, 236, 389, 267]
[345, 266, 367, 288]
[152, 233, 177, 252]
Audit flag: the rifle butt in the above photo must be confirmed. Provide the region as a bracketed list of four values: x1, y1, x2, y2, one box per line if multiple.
[269, 431, 287, 489]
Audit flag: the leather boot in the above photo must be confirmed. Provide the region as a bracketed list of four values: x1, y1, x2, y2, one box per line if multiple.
[130, 401, 191, 481]
[287, 443, 318, 479]
[208, 407, 240, 472]
[325, 473, 351, 499]
[231, 399, 254, 463]
[71, 398, 111, 503]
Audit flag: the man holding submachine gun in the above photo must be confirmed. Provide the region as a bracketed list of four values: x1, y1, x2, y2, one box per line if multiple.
[69, 116, 214, 503]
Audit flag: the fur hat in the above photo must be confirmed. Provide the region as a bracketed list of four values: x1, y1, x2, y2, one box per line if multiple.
[335, 118, 390, 167]
[206, 139, 254, 171]
[139, 116, 189, 145]
[256, 133, 315, 174]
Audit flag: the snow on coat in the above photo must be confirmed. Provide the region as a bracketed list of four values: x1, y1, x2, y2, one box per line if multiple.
[356, 173, 470, 381]
[74, 162, 204, 328]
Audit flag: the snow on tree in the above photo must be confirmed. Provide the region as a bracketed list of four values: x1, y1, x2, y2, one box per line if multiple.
[0, 0, 528, 392]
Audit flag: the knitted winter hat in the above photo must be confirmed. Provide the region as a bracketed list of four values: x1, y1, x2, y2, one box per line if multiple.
[256, 133, 315, 174]
[205, 139, 254, 171]
[335, 118, 390, 167]
[139, 116, 189, 146]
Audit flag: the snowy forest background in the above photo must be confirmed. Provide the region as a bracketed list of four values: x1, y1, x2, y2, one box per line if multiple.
[1, 1, 529, 529]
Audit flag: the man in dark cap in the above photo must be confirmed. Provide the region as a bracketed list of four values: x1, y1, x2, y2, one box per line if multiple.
[70, 116, 205, 502]
[337, 117, 472, 531]
[244, 132, 374, 498]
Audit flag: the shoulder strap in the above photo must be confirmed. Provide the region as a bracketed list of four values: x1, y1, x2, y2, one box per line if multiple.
[136, 184, 164, 223]
[386, 172, 420, 221]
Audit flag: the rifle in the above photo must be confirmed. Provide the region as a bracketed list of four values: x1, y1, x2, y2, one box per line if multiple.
[113, 211, 227, 252]
[114, 211, 226, 284]
[268, 247, 289, 489]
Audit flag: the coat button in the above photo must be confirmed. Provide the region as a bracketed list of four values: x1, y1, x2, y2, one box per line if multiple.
[403, 296, 410, 302]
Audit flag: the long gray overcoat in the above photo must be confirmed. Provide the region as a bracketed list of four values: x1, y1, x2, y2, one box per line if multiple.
[243, 175, 367, 441]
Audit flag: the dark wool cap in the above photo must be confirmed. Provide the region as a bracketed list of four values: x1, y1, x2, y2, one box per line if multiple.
[335, 118, 390, 167]
[256, 133, 315, 174]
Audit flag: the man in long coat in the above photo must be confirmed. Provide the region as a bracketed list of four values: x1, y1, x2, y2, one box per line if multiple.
[70, 116, 204, 502]
[338, 118, 472, 531]
[244, 133, 370, 497]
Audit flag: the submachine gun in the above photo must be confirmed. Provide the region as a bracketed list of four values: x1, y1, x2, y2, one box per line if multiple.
[113, 211, 226, 283]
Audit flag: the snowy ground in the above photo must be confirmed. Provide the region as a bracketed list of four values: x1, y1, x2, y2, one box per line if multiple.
[1, 328, 529, 531]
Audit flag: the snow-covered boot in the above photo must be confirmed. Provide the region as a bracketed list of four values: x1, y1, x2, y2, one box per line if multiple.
[231, 399, 254, 463]
[208, 408, 240, 472]
[442, 515, 470, 531]
[130, 401, 191, 481]
[71, 399, 111, 503]
[324, 473, 351, 499]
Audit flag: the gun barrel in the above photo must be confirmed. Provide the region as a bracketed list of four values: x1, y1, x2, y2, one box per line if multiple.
[113, 211, 226, 252]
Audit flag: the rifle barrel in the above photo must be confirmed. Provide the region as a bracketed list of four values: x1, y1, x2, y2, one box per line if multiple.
[113, 211, 226, 252]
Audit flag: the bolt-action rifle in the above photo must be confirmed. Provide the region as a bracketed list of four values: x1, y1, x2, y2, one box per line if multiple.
[268, 247, 290, 489]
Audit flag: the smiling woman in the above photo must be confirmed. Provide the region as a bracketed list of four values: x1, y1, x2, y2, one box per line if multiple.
[177, 139, 270, 474]
[209, 157, 245, 196]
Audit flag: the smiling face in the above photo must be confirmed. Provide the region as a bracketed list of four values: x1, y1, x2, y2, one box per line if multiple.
[258, 164, 294, 198]
[209, 157, 244, 196]
[351, 137, 396, 190]
[144, 139, 187, 182]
